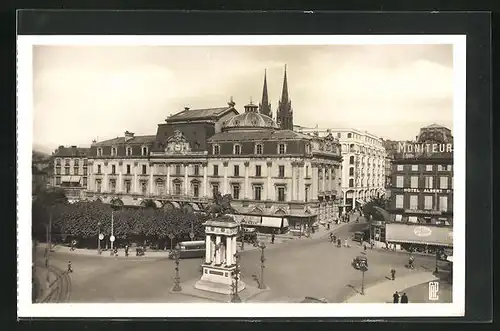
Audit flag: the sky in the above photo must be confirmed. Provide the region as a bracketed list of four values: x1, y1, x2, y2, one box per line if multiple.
[33, 44, 454, 152]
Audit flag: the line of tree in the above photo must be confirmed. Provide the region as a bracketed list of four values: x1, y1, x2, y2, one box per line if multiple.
[32, 189, 206, 248]
[362, 196, 391, 222]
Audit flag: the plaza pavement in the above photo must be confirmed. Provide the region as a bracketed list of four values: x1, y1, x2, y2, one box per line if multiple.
[35, 216, 446, 304]
[343, 271, 439, 303]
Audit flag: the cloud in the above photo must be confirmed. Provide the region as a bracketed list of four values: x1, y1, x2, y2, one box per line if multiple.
[32, 44, 454, 148]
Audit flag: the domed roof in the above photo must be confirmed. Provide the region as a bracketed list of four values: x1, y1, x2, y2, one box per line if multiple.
[222, 101, 279, 130]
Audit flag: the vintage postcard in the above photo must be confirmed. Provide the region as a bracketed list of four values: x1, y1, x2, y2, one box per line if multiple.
[18, 35, 466, 318]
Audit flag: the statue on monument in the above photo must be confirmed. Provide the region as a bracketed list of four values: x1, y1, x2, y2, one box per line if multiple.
[205, 188, 237, 218]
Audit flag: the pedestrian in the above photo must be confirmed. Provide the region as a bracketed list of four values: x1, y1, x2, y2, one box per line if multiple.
[333, 234, 337, 243]
[363, 244, 367, 251]
[370, 240, 374, 250]
[344, 239, 348, 247]
[125, 244, 129, 257]
[390, 268, 396, 281]
[70, 239, 76, 251]
[67, 260, 73, 273]
[327, 223, 330, 230]
[271, 233, 275, 244]
[400, 293, 409, 303]
[329, 233, 334, 243]
[337, 238, 341, 247]
[393, 291, 400, 303]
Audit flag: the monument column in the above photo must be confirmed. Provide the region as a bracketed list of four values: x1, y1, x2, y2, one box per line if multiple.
[184, 164, 189, 195]
[226, 236, 232, 266]
[205, 234, 212, 264]
[203, 162, 208, 197]
[215, 235, 221, 265]
[266, 161, 272, 200]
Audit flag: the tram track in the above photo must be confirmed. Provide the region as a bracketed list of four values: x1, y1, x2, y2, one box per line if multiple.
[35, 262, 72, 303]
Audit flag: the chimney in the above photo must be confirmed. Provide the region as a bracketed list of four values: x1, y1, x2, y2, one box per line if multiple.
[71, 145, 77, 148]
[125, 131, 135, 142]
[184, 107, 190, 111]
[58, 145, 64, 149]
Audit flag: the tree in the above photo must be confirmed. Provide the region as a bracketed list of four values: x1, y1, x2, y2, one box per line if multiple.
[32, 187, 68, 240]
[362, 196, 391, 222]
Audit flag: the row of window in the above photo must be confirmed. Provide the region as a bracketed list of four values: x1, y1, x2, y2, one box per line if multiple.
[342, 132, 382, 147]
[395, 164, 453, 172]
[342, 144, 384, 156]
[96, 146, 149, 157]
[348, 156, 384, 166]
[394, 194, 449, 212]
[55, 158, 88, 166]
[395, 175, 451, 189]
[347, 178, 384, 188]
[392, 215, 451, 226]
[55, 167, 88, 176]
[213, 143, 287, 155]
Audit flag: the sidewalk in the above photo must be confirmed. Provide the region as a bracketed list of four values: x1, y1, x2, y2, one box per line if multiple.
[344, 271, 439, 303]
[38, 243, 172, 258]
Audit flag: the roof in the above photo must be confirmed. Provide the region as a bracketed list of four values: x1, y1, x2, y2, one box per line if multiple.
[53, 146, 91, 157]
[423, 123, 448, 129]
[223, 111, 279, 130]
[208, 129, 313, 142]
[92, 135, 156, 147]
[167, 106, 237, 122]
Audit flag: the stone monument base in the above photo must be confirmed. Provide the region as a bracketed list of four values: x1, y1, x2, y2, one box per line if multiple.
[194, 263, 246, 295]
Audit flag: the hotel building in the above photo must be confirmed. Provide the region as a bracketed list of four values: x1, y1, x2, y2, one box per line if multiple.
[295, 127, 386, 212]
[51, 146, 91, 201]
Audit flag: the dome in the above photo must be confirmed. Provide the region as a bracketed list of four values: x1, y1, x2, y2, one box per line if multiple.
[222, 101, 279, 130]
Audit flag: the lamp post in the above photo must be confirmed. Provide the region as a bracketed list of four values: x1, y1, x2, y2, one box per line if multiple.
[258, 241, 267, 289]
[110, 209, 114, 251]
[359, 260, 368, 295]
[97, 221, 101, 255]
[435, 249, 440, 274]
[172, 244, 182, 292]
[231, 252, 241, 302]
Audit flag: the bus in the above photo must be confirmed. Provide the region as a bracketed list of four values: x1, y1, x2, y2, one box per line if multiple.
[170, 240, 205, 259]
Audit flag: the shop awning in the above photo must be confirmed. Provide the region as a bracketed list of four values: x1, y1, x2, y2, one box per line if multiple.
[356, 199, 364, 204]
[70, 176, 81, 183]
[386, 223, 453, 247]
[61, 176, 71, 182]
[261, 217, 283, 228]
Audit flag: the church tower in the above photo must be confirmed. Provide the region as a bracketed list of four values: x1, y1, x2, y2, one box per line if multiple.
[276, 65, 294, 130]
[258, 69, 272, 117]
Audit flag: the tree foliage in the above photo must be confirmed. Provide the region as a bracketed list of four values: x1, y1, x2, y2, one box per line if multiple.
[362, 196, 391, 222]
[46, 201, 204, 242]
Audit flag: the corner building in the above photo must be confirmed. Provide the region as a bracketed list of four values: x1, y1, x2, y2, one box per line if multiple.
[52, 145, 90, 202]
[296, 127, 386, 212]
[383, 124, 454, 251]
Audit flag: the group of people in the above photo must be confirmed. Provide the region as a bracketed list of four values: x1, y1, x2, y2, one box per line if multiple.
[329, 233, 349, 248]
[393, 291, 409, 303]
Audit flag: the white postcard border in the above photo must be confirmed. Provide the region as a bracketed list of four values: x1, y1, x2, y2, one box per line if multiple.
[17, 34, 466, 318]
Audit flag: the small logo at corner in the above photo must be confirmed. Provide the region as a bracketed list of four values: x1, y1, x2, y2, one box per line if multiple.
[428, 281, 439, 301]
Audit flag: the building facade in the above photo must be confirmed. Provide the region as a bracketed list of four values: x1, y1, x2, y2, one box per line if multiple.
[51, 146, 90, 201]
[296, 127, 386, 212]
[82, 67, 342, 232]
[381, 124, 454, 250]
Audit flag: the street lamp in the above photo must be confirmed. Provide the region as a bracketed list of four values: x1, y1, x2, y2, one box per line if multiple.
[172, 244, 182, 292]
[97, 221, 102, 255]
[435, 249, 440, 274]
[231, 252, 241, 303]
[258, 241, 267, 289]
[359, 260, 368, 295]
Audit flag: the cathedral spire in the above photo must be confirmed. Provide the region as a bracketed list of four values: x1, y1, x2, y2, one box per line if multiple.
[277, 65, 293, 130]
[259, 69, 272, 117]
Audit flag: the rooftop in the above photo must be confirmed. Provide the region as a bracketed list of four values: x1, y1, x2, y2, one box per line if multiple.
[53, 146, 91, 157]
[92, 135, 156, 147]
[208, 128, 313, 142]
[167, 106, 237, 122]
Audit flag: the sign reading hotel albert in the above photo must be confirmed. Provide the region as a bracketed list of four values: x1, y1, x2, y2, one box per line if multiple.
[403, 188, 451, 194]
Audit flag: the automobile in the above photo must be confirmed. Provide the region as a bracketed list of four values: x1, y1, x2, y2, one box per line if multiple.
[352, 231, 365, 242]
[300, 297, 328, 303]
[351, 255, 368, 270]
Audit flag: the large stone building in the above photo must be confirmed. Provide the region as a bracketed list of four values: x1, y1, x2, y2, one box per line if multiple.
[51, 146, 90, 201]
[381, 124, 454, 250]
[295, 127, 386, 212]
[83, 67, 343, 233]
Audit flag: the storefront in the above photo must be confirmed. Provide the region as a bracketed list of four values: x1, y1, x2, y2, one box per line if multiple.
[227, 214, 289, 234]
[386, 223, 453, 252]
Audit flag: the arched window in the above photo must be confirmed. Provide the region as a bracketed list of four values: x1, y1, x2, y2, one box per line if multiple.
[347, 133, 352, 138]
[349, 167, 354, 176]
[141, 146, 148, 156]
[349, 144, 355, 152]
[234, 144, 241, 155]
[349, 156, 355, 164]
[349, 179, 354, 187]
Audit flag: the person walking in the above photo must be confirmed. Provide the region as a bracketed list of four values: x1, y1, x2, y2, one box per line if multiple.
[271, 232, 275, 244]
[125, 244, 129, 257]
[329, 233, 334, 243]
[393, 291, 400, 303]
[390, 268, 396, 281]
[67, 261, 73, 273]
[400, 293, 409, 303]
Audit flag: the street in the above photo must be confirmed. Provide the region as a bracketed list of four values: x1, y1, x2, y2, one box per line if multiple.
[35, 220, 448, 303]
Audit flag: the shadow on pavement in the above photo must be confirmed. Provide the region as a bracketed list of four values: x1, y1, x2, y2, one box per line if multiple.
[346, 284, 361, 295]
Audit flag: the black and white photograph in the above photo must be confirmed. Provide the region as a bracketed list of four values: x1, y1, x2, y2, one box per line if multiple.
[17, 34, 466, 318]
